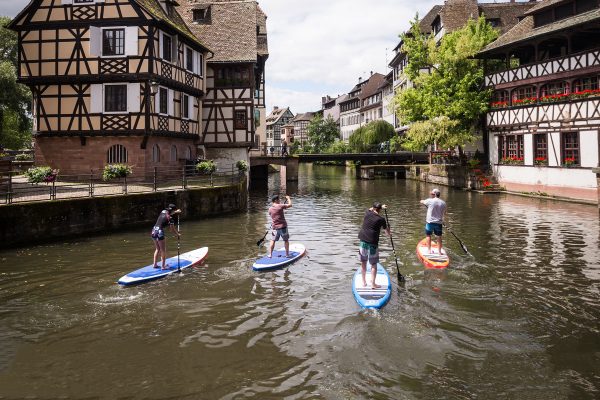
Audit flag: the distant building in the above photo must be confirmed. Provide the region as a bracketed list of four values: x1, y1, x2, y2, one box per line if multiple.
[359, 73, 386, 125]
[477, 0, 600, 202]
[322, 95, 341, 125]
[291, 112, 316, 145]
[265, 106, 294, 148]
[179, 0, 268, 166]
[339, 79, 367, 141]
[381, 72, 396, 126]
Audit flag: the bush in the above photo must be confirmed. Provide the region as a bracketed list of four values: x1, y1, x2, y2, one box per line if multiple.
[25, 166, 58, 183]
[236, 160, 248, 172]
[196, 160, 216, 175]
[102, 164, 132, 181]
[15, 153, 32, 161]
[326, 139, 351, 154]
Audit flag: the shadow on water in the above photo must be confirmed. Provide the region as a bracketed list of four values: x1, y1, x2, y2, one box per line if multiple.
[0, 164, 599, 399]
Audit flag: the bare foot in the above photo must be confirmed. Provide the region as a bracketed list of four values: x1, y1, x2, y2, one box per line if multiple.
[267, 254, 272, 258]
[363, 281, 368, 287]
[371, 283, 381, 289]
[161, 266, 169, 270]
[285, 254, 293, 258]
[153, 265, 159, 269]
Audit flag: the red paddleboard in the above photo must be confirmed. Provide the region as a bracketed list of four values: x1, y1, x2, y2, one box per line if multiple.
[416, 238, 449, 269]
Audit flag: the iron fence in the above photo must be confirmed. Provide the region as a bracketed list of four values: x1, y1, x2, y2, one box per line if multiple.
[0, 165, 245, 205]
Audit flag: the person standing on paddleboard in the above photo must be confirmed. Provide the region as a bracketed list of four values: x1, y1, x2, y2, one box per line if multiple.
[358, 202, 391, 289]
[151, 204, 181, 270]
[268, 194, 292, 258]
[420, 188, 447, 255]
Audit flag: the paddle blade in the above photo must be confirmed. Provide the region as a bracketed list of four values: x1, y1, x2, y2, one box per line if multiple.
[257, 238, 265, 247]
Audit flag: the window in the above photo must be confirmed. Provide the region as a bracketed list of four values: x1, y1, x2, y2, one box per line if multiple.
[102, 28, 125, 56]
[185, 146, 192, 160]
[192, 7, 210, 23]
[170, 145, 177, 162]
[182, 94, 190, 119]
[534, 134, 547, 163]
[432, 16, 442, 35]
[162, 34, 172, 62]
[573, 76, 599, 92]
[512, 86, 537, 103]
[540, 81, 569, 97]
[105, 84, 127, 112]
[562, 132, 580, 165]
[486, 18, 500, 28]
[577, 0, 598, 13]
[186, 47, 193, 72]
[492, 90, 509, 103]
[152, 144, 160, 163]
[555, 2, 575, 21]
[534, 9, 554, 27]
[74, 0, 94, 3]
[499, 135, 523, 162]
[215, 66, 251, 87]
[107, 144, 128, 163]
[159, 87, 168, 115]
[234, 110, 246, 130]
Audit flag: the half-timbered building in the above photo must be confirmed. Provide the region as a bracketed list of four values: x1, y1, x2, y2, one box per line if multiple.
[291, 112, 316, 146]
[478, 0, 600, 202]
[265, 106, 293, 149]
[9, 0, 210, 175]
[178, 0, 268, 167]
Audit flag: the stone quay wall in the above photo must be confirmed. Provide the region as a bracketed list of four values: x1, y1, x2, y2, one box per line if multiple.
[405, 165, 470, 188]
[0, 180, 247, 249]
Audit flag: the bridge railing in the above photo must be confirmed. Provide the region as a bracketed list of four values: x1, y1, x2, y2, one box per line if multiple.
[250, 145, 290, 157]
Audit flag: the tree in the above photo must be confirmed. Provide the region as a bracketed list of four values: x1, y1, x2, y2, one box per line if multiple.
[0, 17, 32, 150]
[306, 114, 340, 153]
[392, 16, 498, 151]
[348, 120, 395, 152]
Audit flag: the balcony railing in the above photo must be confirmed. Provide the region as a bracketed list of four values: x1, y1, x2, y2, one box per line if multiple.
[485, 49, 600, 87]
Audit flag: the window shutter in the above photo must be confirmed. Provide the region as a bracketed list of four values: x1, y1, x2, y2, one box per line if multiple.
[189, 96, 194, 120]
[61, 0, 73, 4]
[155, 89, 160, 113]
[125, 26, 138, 56]
[172, 36, 179, 64]
[198, 53, 203, 76]
[90, 84, 103, 113]
[168, 89, 174, 116]
[158, 31, 163, 59]
[127, 83, 140, 113]
[89, 26, 101, 56]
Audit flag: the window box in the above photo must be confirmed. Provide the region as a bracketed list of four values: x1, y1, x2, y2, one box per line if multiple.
[563, 157, 578, 167]
[500, 156, 524, 165]
[534, 157, 548, 166]
[490, 101, 508, 109]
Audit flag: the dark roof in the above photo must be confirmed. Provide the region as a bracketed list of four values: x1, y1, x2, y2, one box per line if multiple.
[479, 2, 538, 34]
[480, 7, 600, 55]
[9, 0, 209, 50]
[421, 5, 444, 32]
[525, 0, 569, 15]
[292, 112, 315, 122]
[179, 0, 262, 63]
[266, 107, 292, 125]
[359, 73, 386, 100]
[440, 0, 480, 32]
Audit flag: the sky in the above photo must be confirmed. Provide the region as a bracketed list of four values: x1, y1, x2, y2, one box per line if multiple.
[1, 0, 441, 113]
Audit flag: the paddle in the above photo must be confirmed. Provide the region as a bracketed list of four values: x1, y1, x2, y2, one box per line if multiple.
[176, 214, 181, 273]
[383, 206, 405, 282]
[443, 223, 471, 256]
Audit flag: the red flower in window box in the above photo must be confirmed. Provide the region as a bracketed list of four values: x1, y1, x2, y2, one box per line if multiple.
[534, 157, 547, 165]
[563, 157, 577, 167]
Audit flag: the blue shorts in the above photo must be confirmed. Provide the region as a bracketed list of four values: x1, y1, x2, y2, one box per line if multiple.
[271, 227, 289, 242]
[151, 226, 165, 241]
[425, 223, 443, 236]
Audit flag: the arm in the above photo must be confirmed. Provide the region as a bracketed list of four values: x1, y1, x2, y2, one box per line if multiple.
[420, 200, 427, 206]
[384, 226, 391, 237]
[284, 195, 292, 208]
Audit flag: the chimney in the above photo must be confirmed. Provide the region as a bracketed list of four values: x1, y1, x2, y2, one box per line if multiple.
[273, 106, 279, 111]
[370, 71, 373, 76]
[358, 77, 362, 84]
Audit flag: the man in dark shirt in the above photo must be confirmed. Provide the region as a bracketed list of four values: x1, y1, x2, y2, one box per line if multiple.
[151, 204, 181, 269]
[358, 202, 391, 288]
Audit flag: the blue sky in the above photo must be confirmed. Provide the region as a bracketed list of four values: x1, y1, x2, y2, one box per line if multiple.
[2, 0, 442, 113]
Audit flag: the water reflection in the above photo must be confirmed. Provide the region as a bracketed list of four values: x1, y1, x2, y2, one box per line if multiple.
[0, 164, 598, 398]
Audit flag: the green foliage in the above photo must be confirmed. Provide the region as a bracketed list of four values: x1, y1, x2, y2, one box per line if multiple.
[236, 160, 248, 172]
[348, 120, 395, 152]
[326, 139, 351, 154]
[102, 164, 132, 181]
[25, 166, 58, 183]
[306, 115, 340, 153]
[14, 152, 31, 161]
[289, 141, 300, 155]
[394, 16, 498, 150]
[0, 17, 32, 150]
[196, 160, 216, 175]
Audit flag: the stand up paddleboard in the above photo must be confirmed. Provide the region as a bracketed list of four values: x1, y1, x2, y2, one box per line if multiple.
[416, 238, 449, 269]
[352, 264, 392, 309]
[117, 247, 209, 286]
[252, 243, 306, 271]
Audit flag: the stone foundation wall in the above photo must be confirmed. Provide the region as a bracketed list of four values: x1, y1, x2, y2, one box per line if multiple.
[0, 180, 247, 249]
[405, 165, 470, 188]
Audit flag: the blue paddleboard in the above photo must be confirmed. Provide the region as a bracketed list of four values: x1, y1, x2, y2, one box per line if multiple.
[117, 247, 209, 286]
[252, 243, 306, 271]
[352, 263, 392, 309]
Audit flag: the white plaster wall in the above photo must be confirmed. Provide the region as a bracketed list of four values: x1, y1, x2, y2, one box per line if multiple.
[581, 130, 599, 167]
[205, 147, 249, 173]
[494, 165, 597, 189]
[489, 133, 499, 164]
[547, 132, 561, 167]
[524, 134, 534, 165]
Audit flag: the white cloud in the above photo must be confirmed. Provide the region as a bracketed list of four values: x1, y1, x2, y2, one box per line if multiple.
[265, 85, 323, 115]
[258, 0, 441, 113]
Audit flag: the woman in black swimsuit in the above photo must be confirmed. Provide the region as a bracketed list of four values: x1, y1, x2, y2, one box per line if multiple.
[151, 204, 181, 270]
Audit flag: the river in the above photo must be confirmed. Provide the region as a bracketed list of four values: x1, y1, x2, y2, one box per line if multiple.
[0, 164, 599, 399]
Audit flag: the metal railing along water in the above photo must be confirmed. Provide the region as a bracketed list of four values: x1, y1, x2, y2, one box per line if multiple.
[0, 165, 245, 205]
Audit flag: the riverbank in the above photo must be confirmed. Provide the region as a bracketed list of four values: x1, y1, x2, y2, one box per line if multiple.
[0, 179, 247, 249]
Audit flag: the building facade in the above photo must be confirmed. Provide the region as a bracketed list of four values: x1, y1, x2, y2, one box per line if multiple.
[359, 73, 386, 125]
[478, 0, 600, 201]
[265, 106, 293, 148]
[291, 112, 315, 145]
[339, 79, 366, 141]
[179, 0, 268, 167]
[10, 0, 210, 175]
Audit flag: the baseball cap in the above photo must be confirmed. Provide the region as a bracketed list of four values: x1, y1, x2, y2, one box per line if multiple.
[167, 203, 177, 211]
[271, 195, 279, 202]
[431, 188, 440, 195]
[372, 201, 383, 210]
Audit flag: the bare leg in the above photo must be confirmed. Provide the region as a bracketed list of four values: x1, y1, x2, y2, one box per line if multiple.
[153, 240, 160, 268]
[284, 240, 290, 257]
[371, 264, 381, 289]
[426, 235, 432, 253]
[158, 240, 167, 269]
[438, 236, 443, 255]
[268, 240, 275, 258]
[361, 260, 367, 287]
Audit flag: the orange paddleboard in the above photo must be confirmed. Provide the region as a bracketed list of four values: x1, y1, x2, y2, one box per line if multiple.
[416, 238, 449, 269]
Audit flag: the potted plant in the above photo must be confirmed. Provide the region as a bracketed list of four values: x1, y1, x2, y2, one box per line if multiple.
[196, 160, 217, 175]
[236, 160, 248, 173]
[563, 157, 577, 167]
[25, 166, 59, 184]
[534, 157, 547, 166]
[102, 164, 132, 181]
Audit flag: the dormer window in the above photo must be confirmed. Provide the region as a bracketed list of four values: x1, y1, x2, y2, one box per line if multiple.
[486, 18, 500, 28]
[193, 6, 211, 24]
[162, 33, 172, 62]
[432, 16, 442, 35]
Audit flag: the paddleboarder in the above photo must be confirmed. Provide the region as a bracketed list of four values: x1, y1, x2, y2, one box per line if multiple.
[151, 204, 182, 270]
[268, 194, 292, 258]
[420, 188, 447, 255]
[358, 202, 391, 289]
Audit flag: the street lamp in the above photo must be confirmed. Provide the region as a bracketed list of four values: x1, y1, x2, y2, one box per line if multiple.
[150, 80, 159, 96]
